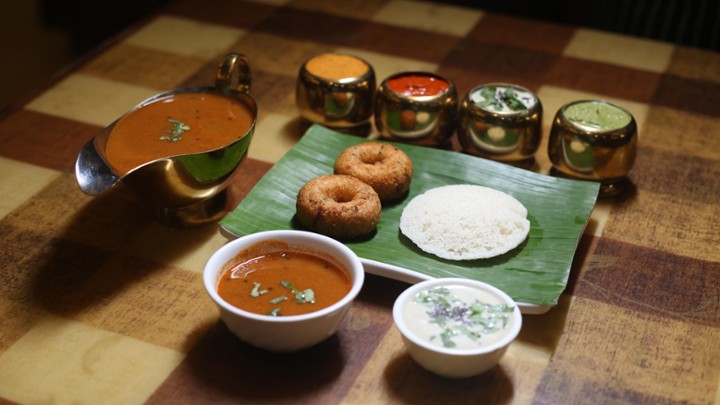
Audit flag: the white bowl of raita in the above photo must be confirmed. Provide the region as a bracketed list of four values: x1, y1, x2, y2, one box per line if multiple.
[393, 277, 522, 378]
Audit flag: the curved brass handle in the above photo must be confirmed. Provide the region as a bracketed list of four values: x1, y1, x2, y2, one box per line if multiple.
[216, 52, 252, 94]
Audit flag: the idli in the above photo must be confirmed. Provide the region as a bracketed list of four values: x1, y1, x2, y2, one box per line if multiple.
[399, 184, 530, 260]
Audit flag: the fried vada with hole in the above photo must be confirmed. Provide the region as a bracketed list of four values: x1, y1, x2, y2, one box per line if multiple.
[333, 142, 413, 202]
[296, 174, 382, 239]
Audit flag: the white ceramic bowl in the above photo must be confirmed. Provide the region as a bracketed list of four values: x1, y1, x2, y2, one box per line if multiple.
[393, 277, 522, 378]
[203, 230, 364, 352]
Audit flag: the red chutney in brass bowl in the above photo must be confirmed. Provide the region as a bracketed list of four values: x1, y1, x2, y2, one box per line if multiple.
[386, 75, 450, 98]
[217, 250, 351, 317]
[375, 71, 458, 146]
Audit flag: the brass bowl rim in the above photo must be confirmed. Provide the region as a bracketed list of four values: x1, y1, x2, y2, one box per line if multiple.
[463, 82, 540, 117]
[299, 53, 376, 86]
[379, 70, 457, 104]
[555, 99, 636, 137]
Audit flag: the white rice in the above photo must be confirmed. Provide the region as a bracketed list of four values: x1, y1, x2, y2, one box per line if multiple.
[399, 184, 530, 260]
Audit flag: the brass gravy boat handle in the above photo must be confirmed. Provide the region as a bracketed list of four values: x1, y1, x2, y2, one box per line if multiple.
[216, 52, 252, 94]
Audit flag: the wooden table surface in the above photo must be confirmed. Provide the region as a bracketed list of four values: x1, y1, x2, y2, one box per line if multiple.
[1, 1, 718, 404]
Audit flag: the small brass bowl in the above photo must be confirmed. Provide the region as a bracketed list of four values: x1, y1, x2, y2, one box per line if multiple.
[457, 83, 542, 165]
[375, 71, 458, 147]
[548, 100, 637, 197]
[296, 53, 376, 131]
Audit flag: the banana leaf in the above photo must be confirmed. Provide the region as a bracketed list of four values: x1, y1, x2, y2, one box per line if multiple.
[220, 124, 599, 310]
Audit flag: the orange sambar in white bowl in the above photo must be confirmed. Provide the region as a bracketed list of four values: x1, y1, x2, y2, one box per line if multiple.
[203, 230, 365, 352]
[217, 249, 352, 317]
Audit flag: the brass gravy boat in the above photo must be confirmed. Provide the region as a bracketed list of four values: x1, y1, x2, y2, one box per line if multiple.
[75, 53, 257, 227]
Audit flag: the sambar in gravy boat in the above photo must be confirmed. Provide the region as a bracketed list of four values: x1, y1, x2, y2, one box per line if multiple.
[75, 52, 257, 227]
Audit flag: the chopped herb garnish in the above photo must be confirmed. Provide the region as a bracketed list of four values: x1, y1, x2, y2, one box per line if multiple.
[499, 87, 528, 112]
[269, 308, 281, 316]
[159, 118, 190, 142]
[477, 87, 503, 111]
[280, 280, 316, 304]
[440, 328, 456, 348]
[270, 295, 288, 304]
[250, 282, 268, 297]
[476, 86, 529, 113]
[300, 289, 315, 304]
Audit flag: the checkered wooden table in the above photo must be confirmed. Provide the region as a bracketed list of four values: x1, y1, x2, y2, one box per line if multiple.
[0, 0, 718, 403]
